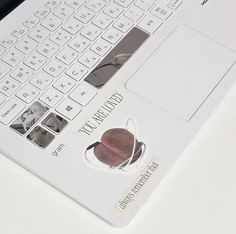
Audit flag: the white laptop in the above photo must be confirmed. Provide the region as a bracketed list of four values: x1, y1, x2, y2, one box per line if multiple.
[0, 0, 235, 227]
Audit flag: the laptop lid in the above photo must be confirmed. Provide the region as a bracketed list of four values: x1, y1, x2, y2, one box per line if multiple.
[0, 0, 25, 20]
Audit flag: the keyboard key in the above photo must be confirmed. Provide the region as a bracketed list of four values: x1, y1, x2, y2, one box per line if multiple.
[92, 13, 112, 29]
[0, 77, 19, 96]
[42, 112, 68, 133]
[66, 63, 87, 81]
[114, 0, 133, 8]
[138, 14, 163, 34]
[0, 63, 11, 80]
[56, 47, 78, 65]
[124, 5, 143, 21]
[69, 36, 90, 53]
[85, 27, 149, 88]
[41, 16, 62, 32]
[10, 64, 33, 83]
[69, 83, 97, 106]
[24, 53, 46, 71]
[34, 6, 51, 19]
[30, 72, 53, 90]
[29, 26, 50, 43]
[103, 3, 123, 18]
[23, 16, 40, 29]
[11, 26, 28, 39]
[62, 18, 83, 35]
[80, 24, 102, 41]
[37, 40, 59, 58]
[16, 84, 39, 103]
[0, 46, 6, 56]
[53, 75, 76, 94]
[50, 29, 72, 46]
[65, 0, 85, 9]
[0, 93, 6, 105]
[27, 126, 54, 148]
[0, 36, 17, 49]
[15, 37, 37, 55]
[168, 0, 183, 10]
[151, 4, 173, 20]
[40, 88, 62, 107]
[43, 60, 65, 77]
[54, 4, 74, 20]
[10, 101, 48, 135]
[135, 0, 154, 11]
[86, 0, 106, 13]
[45, 0, 61, 10]
[0, 98, 25, 125]
[74, 8, 95, 24]
[56, 98, 82, 120]
[90, 38, 112, 56]
[113, 15, 133, 33]
[78, 51, 100, 68]
[2, 49, 25, 67]
[102, 27, 122, 44]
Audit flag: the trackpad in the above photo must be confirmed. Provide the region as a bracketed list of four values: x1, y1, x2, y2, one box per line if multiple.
[125, 26, 236, 121]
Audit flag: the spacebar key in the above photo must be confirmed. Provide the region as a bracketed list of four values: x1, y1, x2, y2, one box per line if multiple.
[0, 99, 25, 125]
[85, 27, 149, 88]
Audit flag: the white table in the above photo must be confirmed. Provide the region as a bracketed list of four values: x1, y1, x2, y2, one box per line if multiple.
[1, 83, 236, 234]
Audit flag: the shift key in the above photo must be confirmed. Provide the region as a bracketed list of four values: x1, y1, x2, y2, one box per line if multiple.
[0, 99, 25, 125]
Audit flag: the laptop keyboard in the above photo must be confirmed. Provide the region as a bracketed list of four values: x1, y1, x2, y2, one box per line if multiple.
[0, 0, 183, 149]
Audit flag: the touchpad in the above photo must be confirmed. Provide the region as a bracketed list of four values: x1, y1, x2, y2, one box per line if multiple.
[125, 26, 236, 121]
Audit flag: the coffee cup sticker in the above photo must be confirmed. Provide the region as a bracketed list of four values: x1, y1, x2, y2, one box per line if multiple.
[84, 117, 146, 172]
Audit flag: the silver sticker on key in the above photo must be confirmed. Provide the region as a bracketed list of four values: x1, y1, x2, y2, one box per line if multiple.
[10, 101, 48, 135]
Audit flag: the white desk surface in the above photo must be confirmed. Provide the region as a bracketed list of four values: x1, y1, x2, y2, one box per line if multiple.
[1, 83, 236, 234]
